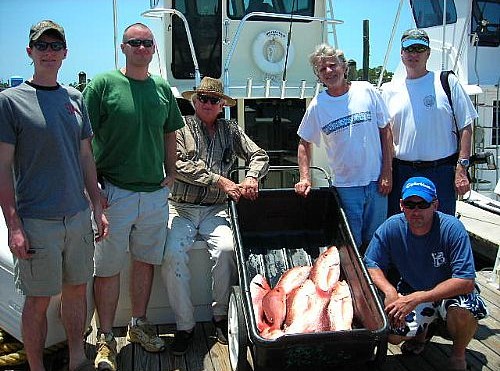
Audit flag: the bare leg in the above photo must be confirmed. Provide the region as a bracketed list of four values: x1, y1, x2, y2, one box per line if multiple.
[22, 296, 50, 371]
[446, 307, 477, 369]
[94, 274, 120, 333]
[60, 283, 88, 370]
[130, 260, 154, 318]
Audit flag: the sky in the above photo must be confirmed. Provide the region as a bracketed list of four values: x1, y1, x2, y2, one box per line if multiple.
[0, 0, 415, 85]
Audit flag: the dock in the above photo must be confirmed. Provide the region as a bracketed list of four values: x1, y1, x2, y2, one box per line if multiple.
[0, 270, 495, 371]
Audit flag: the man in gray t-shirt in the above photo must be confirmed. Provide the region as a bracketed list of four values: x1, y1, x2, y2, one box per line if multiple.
[0, 20, 107, 371]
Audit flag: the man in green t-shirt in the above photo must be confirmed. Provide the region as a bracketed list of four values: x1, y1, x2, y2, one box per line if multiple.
[83, 23, 184, 371]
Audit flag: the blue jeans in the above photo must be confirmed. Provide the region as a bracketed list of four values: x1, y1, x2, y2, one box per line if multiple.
[388, 162, 456, 217]
[335, 181, 387, 248]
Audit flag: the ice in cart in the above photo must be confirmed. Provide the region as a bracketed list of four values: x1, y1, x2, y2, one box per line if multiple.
[227, 167, 389, 370]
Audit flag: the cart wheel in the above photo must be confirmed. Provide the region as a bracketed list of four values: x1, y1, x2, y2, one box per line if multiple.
[228, 286, 251, 371]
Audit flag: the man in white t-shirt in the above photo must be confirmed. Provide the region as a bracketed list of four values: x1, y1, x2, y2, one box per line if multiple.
[295, 44, 393, 251]
[382, 28, 478, 217]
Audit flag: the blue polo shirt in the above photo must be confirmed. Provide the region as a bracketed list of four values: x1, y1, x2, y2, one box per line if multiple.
[364, 212, 476, 291]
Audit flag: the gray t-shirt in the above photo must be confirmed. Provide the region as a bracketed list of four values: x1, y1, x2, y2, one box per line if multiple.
[0, 82, 92, 218]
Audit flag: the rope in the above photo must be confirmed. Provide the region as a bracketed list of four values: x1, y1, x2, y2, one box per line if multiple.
[0, 327, 68, 367]
[0, 349, 27, 367]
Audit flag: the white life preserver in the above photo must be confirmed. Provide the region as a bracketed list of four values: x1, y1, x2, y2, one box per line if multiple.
[252, 29, 295, 75]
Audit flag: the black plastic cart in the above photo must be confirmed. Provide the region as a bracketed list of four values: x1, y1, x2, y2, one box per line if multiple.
[227, 167, 389, 371]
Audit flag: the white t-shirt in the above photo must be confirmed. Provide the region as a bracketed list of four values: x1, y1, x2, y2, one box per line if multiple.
[381, 71, 478, 161]
[297, 81, 389, 187]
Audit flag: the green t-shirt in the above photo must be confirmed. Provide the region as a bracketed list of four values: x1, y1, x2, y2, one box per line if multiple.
[83, 70, 184, 192]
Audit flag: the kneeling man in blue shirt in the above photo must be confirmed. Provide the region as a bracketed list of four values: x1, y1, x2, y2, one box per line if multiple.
[364, 176, 487, 371]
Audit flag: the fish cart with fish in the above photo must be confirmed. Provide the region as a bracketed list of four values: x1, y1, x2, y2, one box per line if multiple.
[227, 167, 389, 371]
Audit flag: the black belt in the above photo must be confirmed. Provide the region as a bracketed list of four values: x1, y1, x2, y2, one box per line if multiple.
[394, 154, 458, 169]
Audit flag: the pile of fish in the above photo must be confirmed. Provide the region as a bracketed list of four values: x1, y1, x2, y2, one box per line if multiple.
[250, 246, 353, 339]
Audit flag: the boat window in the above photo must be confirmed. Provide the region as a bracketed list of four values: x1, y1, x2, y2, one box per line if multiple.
[471, 0, 500, 47]
[228, 0, 314, 20]
[172, 0, 222, 79]
[410, 0, 457, 27]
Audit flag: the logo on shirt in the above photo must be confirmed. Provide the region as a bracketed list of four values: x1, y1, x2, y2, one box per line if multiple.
[65, 102, 82, 118]
[423, 95, 435, 109]
[322, 111, 371, 135]
[431, 252, 446, 268]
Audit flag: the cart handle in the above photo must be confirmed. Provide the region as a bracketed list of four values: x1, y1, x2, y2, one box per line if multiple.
[230, 165, 332, 188]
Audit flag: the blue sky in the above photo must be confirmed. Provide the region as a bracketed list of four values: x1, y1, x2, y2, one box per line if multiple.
[0, 0, 415, 85]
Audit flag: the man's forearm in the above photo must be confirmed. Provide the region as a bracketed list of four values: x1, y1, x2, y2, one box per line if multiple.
[298, 139, 312, 181]
[164, 131, 178, 178]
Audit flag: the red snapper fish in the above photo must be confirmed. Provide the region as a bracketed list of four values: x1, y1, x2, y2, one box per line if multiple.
[309, 246, 340, 292]
[261, 286, 287, 330]
[327, 280, 354, 331]
[250, 274, 271, 332]
[284, 279, 331, 334]
[274, 265, 312, 294]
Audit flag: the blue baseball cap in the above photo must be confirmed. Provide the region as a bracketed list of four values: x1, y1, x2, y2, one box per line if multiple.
[401, 177, 437, 202]
[401, 28, 429, 48]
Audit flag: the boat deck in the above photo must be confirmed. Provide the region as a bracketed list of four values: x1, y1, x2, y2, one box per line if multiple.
[3, 270, 494, 371]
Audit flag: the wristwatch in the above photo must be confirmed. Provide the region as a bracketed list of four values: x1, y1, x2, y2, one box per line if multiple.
[457, 158, 470, 167]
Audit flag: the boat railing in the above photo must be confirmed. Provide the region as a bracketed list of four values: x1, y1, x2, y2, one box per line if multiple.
[223, 11, 343, 100]
[141, 7, 201, 88]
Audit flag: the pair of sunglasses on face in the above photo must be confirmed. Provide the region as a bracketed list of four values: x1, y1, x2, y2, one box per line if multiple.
[125, 39, 154, 48]
[32, 41, 66, 51]
[402, 200, 434, 210]
[197, 94, 222, 105]
[403, 45, 429, 53]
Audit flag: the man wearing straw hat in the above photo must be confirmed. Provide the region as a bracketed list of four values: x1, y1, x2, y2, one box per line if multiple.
[161, 77, 269, 356]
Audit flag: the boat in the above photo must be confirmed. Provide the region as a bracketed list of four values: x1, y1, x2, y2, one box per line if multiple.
[0, 1, 498, 369]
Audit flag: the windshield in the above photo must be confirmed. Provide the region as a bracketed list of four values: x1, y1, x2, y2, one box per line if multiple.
[471, 0, 500, 47]
[228, 0, 314, 19]
[410, 0, 457, 28]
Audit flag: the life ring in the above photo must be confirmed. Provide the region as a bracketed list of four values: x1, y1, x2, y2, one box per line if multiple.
[252, 30, 295, 75]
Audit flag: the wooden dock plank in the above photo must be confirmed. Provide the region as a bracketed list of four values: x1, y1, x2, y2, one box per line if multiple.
[1, 269, 498, 371]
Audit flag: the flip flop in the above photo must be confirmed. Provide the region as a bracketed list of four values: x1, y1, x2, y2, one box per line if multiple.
[400, 338, 428, 355]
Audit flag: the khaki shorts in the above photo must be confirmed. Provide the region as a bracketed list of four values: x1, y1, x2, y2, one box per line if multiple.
[14, 208, 94, 296]
[94, 181, 169, 277]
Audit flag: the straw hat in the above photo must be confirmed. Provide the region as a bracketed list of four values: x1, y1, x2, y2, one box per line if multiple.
[181, 77, 236, 107]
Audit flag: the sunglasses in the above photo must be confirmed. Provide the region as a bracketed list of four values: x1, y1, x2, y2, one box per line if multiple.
[32, 41, 66, 51]
[403, 45, 429, 53]
[197, 94, 221, 105]
[402, 200, 433, 210]
[125, 39, 154, 48]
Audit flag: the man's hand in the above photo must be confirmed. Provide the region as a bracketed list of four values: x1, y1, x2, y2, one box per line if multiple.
[217, 176, 242, 202]
[385, 292, 422, 329]
[8, 227, 31, 260]
[239, 176, 259, 201]
[92, 201, 109, 242]
[378, 168, 392, 195]
[294, 179, 311, 197]
[161, 174, 176, 190]
[455, 167, 470, 196]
